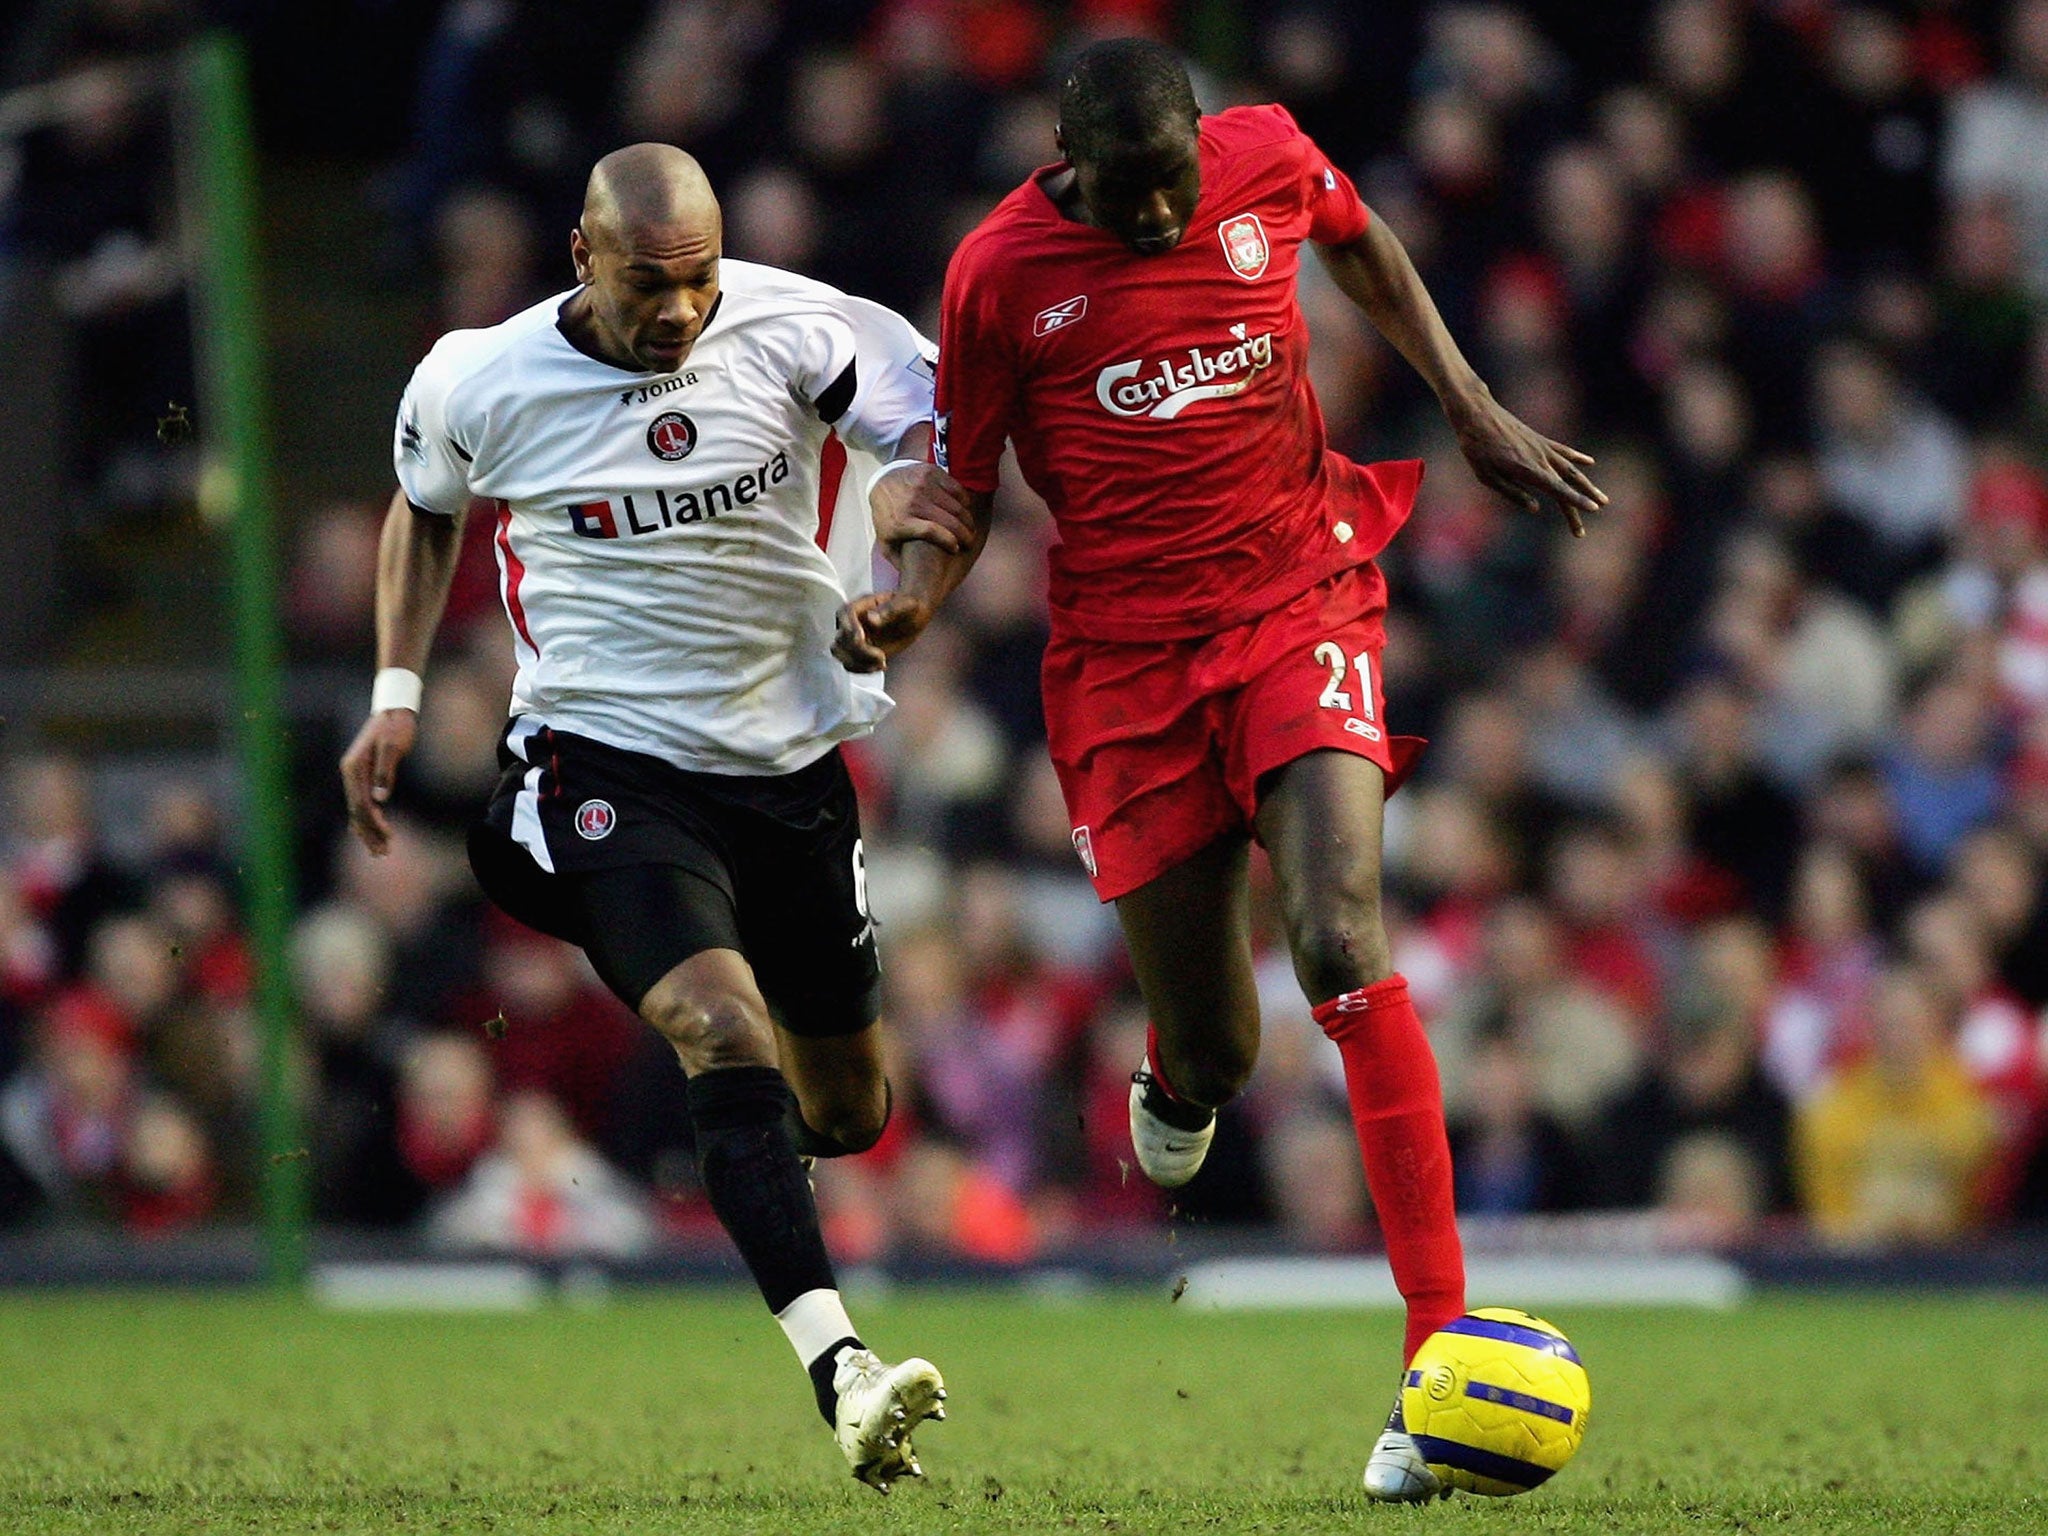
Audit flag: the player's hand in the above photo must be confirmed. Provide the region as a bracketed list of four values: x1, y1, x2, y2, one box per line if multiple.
[339, 709, 418, 856]
[870, 463, 974, 564]
[833, 591, 934, 673]
[1448, 388, 1607, 537]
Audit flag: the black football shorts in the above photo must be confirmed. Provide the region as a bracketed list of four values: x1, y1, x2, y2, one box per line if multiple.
[468, 720, 881, 1035]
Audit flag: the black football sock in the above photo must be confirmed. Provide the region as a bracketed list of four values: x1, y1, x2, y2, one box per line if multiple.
[784, 1079, 893, 1159]
[687, 1065, 854, 1423]
[806, 1336, 864, 1423]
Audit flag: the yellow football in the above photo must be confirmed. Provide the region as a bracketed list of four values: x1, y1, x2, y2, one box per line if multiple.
[1401, 1307, 1591, 1496]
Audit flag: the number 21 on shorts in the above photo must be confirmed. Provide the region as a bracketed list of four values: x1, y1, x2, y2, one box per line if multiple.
[1314, 641, 1382, 740]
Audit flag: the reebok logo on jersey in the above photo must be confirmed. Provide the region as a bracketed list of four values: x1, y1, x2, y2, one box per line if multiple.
[1095, 330, 1275, 420]
[567, 450, 793, 538]
[1219, 213, 1270, 280]
[1034, 295, 1089, 336]
[1071, 825, 1097, 877]
[647, 410, 698, 461]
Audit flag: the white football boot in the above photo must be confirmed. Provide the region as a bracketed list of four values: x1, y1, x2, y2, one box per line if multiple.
[1363, 1382, 1445, 1502]
[1128, 1062, 1217, 1188]
[832, 1348, 947, 1493]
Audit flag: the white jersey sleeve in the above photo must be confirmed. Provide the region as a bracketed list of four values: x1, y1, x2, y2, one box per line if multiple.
[824, 297, 938, 599]
[394, 344, 475, 517]
[794, 307, 933, 461]
[841, 297, 939, 455]
[792, 315, 865, 434]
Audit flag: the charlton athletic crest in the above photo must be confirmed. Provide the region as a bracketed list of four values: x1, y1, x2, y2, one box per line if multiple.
[1071, 825, 1098, 877]
[575, 799, 617, 840]
[646, 410, 697, 461]
[1219, 213, 1269, 281]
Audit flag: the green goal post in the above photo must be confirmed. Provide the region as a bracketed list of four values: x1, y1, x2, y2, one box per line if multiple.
[180, 32, 305, 1286]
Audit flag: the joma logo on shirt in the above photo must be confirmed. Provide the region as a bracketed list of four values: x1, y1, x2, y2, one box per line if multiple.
[567, 450, 791, 538]
[618, 372, 698, 405]
[1095, 329, 1275, 420]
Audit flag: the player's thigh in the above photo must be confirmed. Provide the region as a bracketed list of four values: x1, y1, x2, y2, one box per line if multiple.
[565, 862, 778, 1071]
[1042, 629, 1237, 902]
[1227, 565, 1405, 1000]
[732, 752, 883, 1042]
[1252, 748, 1393, 1001]
[1113, 833, 1261, 1103]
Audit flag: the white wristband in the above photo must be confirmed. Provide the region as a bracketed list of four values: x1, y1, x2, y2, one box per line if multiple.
[863, 457, 926, 504]
[370, 667, 423, 715]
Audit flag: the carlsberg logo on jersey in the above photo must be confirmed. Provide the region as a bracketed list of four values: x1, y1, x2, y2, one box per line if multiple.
[1095, 326, 1274, 420]
[567, 449, 792, 539]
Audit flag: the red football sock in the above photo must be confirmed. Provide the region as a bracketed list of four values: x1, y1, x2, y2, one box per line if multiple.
[1144, 1023, 1181, 1098]
[1312, 974, 1466, 1365]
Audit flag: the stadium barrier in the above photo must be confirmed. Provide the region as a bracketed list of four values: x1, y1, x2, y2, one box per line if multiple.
[4, 1221, 2046, 1302]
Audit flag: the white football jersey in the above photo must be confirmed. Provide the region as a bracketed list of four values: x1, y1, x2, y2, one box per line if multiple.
[394, 259, 935, 775]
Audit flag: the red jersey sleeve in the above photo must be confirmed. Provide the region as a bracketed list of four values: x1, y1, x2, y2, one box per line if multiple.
[933, 233, 1019, 495]
[1289, 115, 1369, 246]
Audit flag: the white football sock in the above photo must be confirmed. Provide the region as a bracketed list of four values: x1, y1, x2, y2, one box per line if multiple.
[776, 1287, 858, 1366]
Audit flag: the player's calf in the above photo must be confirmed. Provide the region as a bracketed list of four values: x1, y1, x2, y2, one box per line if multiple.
[1147, 1025, 1255, 1110]
[1314, 977, 1466, 1363]
[776, 1013, 894, 1158]
[787, 1078, 892, 1159]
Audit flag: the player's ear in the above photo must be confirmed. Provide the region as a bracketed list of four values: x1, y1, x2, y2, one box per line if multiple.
[1054, 123, 1068, 161]
[569, 225, 594, 284]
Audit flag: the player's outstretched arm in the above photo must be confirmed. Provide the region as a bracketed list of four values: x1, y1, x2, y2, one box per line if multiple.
[339, 490, 467, 854]
[867, 422, 975, 562]
[1316, 216, 1608, 536]
[833, 488, 992, 674]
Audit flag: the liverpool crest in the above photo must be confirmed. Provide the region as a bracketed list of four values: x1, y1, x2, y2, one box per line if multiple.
[1218, 213, 1269, 280]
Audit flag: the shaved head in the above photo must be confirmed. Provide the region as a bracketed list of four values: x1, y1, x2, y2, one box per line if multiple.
[1052, 39, 1202, 254]
[581, 142, 720, 251]
[564, 143, 723, 375]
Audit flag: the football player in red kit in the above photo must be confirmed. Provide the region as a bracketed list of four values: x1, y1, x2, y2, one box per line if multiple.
[836, 38, 1606, 1501]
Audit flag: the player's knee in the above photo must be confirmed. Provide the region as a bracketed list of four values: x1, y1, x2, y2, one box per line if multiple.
[642, 985, 775, 1073]
[1291, 904, 1392, 1001]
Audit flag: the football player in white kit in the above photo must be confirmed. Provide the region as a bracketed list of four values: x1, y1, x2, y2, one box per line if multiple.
[339, 144, 963, 1491]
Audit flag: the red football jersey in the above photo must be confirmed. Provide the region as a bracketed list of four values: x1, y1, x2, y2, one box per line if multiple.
[936, 103, 1422, 643]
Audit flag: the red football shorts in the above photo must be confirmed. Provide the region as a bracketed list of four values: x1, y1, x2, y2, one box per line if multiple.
[1042, 560, 1425, 901]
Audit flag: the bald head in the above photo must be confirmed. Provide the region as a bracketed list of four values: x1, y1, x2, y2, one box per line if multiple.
[582, 142, 720, 250]
[566, 144, 723, 375]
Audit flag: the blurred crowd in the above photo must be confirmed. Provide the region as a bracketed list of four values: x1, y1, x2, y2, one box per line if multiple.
[0, 0, 200, 554]
[4, 0, 2048, 1261]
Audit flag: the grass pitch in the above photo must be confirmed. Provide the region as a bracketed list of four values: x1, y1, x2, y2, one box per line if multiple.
[0, 1288, 2041, 1534]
